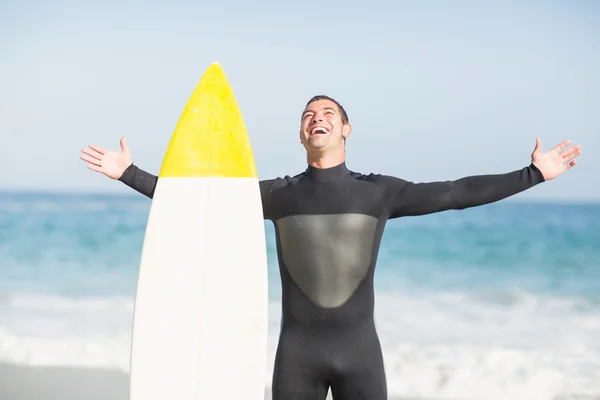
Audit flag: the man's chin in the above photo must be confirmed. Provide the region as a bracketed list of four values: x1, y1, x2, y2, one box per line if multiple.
[308, 135, 329, 144]
[306, 142, 328, 151]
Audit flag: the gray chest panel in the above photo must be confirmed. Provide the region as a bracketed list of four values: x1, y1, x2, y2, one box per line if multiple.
[275, 213, 379, 308]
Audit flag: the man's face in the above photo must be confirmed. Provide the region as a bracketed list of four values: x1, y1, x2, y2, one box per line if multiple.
[300, 99, 350, 152]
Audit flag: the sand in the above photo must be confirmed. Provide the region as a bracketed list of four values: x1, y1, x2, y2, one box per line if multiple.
[0, 363, 128, 400]
[0, 362, 414, 400]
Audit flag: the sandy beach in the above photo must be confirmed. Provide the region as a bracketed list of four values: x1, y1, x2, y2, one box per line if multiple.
[0, 362, 421, 400]
[0, 363, 129, 400]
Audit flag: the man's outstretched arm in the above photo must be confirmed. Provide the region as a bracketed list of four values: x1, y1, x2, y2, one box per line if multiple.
[119, 164, 276, 220]
[81, 136, 275, 217]
[79, 136, 159, 196]
[381, 138, 581, 218]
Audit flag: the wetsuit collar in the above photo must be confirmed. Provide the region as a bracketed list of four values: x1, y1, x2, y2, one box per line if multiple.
[305, 162, 351, 182]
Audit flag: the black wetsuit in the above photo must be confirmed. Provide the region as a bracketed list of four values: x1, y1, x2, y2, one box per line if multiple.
[119, 161, 545, 400]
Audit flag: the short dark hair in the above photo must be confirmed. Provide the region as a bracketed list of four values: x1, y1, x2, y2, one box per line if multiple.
[305, 95, 349, 124]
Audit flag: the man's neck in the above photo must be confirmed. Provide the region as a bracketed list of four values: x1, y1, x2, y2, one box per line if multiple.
[306, 150, 345, 169]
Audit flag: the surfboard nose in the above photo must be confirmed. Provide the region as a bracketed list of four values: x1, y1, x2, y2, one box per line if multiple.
[159, 62, 258, 178]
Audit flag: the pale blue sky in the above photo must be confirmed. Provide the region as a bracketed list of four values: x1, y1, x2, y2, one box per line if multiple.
[1, 1, 598, 201]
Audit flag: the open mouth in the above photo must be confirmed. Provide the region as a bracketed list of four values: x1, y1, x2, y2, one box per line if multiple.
[310, 126, 329, 136]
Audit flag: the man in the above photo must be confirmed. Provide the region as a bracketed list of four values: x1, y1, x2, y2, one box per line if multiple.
[80, 95, 581, 399]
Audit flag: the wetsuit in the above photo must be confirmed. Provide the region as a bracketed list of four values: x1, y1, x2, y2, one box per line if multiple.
[119, 161, 545, 400]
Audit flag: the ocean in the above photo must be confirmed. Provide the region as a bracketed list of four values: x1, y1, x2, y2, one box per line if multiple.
[0, 190, 599, 400]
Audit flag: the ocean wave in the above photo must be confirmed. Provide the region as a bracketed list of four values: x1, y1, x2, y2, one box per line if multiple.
[4, 293, 133, 311]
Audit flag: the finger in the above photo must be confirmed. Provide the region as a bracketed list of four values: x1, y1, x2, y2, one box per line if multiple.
[88, 144, 108, 155]
[564, 160, 577, 170]
[563, 147, 581, 163]
[559, 146, 577, 158]
[551, 139, 571, 153]
[81, 147, 103, 161]
[80, 154, 102, 166]
[120, 136, 128, 151]
[87, 163, 104, 173]
[533, 138, 542, 153]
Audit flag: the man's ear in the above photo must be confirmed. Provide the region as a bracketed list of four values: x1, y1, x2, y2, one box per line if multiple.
[342, 123, 352, 139]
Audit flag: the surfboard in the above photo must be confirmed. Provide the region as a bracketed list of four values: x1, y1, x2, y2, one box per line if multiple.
[129, 62, 269, 400]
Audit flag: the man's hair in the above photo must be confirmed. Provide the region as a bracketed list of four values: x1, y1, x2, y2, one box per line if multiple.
[305, 95, 349, 124]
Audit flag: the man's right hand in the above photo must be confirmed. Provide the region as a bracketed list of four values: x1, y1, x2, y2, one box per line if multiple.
[80, 136, 133, 180]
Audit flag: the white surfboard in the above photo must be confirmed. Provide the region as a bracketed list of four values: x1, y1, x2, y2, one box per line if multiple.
[129, 62, 269, 400]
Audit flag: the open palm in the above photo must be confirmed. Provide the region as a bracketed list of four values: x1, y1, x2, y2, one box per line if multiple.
[531, 138, 581, 181]
[80, 136, 133, 179]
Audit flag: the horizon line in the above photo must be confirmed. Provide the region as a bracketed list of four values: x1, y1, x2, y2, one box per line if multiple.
[0, 187, 598, 205]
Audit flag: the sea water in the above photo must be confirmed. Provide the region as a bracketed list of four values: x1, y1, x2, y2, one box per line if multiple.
[0, 191, 599, 400]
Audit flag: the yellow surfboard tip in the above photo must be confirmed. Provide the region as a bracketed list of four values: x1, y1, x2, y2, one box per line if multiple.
[159, 63, 257, 178]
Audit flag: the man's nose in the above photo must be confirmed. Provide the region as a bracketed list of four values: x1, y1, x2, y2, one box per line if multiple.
[311, 113, 323, 123]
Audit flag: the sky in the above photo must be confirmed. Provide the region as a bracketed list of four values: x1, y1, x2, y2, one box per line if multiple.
[1, 0, 598, 202]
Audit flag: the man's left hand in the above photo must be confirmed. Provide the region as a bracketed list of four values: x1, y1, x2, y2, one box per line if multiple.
[531, 138, 581, 181]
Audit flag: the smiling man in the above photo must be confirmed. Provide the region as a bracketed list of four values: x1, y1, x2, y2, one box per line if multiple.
[300, 95, 352, 153]
[80, 94, 581, 400]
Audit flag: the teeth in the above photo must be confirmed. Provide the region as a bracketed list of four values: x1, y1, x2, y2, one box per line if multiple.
[312, 127, 327, 134]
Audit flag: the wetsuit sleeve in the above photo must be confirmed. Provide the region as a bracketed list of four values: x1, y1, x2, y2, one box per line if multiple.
[381, 163, 545, 218]
[259, 179, 275, 221]
[118, 163, 157, 199]
[119, 163, 274, 220]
